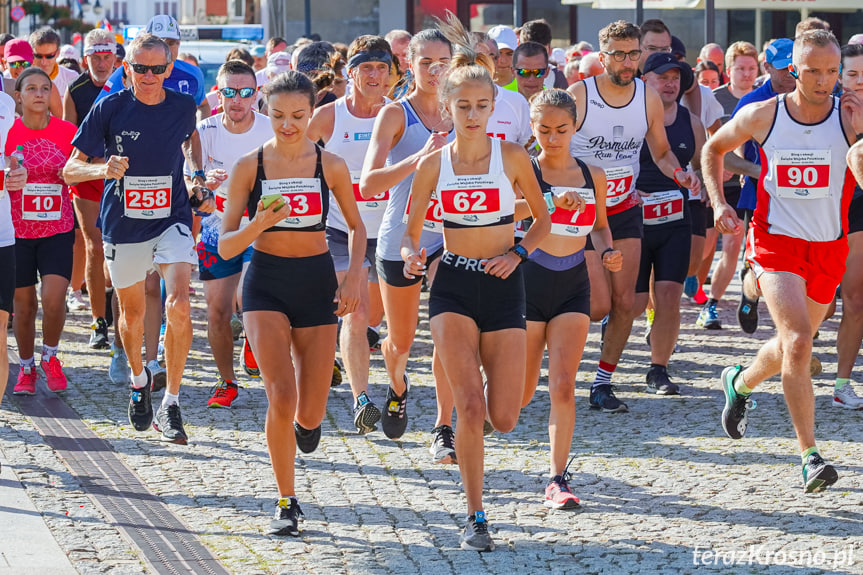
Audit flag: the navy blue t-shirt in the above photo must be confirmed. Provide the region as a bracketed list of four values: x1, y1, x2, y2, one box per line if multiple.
[72, 88, 197, 244]
[731, 79, 777, 211]
[95, 59, 206, 105]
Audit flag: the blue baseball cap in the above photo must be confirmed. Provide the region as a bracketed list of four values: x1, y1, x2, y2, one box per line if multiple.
[765, 38, 793, 69]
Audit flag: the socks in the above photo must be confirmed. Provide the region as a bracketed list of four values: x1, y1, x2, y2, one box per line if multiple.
[20, 356, 35, 368]
[802, 446, 818, 464]
[592, 361, 616, 389]
[734, 372, 753, 396]
[707, 298, 718, 308]
[162, 392, 179, 408]
[131, 369, 149, 389]
[835, 377, 849, 391]
[42, 345, 58, 360]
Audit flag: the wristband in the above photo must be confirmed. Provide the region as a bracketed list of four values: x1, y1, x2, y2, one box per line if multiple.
[192, 169, 206, 180]
[543, 191, 556, 214]
[509, 244, 529, 264]
[673, 168, 684, 185]
[601, 247, 615, 259]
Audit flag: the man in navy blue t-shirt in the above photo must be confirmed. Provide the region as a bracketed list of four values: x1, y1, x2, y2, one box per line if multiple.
[63, 32, 212, 445]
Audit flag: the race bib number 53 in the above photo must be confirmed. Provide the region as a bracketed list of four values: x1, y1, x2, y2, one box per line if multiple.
[124, 175, 171, 220]
[773, 149, 831, 199]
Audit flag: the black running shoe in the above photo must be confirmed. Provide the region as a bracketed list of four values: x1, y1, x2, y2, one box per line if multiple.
[803, 452, 838, 493]
[367, 327, 381, 351]
[152, 403, 188, 445]
[460, 511, 494, 552]
[269, 497, 303, 536]
[429, 424, 457, 464]
[737, 267, 760, 334]
[294, 422, 321, 453]
[720, 365, 755, 440]
[381, 374, 409, 439]
[646, 366, 680, 395]
[88, 317, 110, 349]
[353, 392, 381, 435]
[589, 384, 628, 413]
[128, 368, 154, 431]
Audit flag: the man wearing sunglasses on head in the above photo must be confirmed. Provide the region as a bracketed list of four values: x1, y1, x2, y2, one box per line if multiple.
[567, 20, 698, 414]
[63, 33, 211, 445]
[185, 59, 271, 409]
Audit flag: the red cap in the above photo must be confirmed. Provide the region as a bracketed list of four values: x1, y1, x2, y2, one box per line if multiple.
[4, 39, 33, 63]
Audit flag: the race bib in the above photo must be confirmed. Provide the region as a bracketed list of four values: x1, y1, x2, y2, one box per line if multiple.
[438, 175, 505, 226]
[642, 189, 685, 226]
[549, 186, 595, 237]
[773, 149, 831, 199]
[604, 166, 635, 207]
[351, 171, 388, 212]
[213, 187, 250, 227]
[22, 183, 62, 221]
[262, 178, 323, 229]
[403, 191, 443, 233]
[0, 170, 5, 200]
[124, 176, 172, 220]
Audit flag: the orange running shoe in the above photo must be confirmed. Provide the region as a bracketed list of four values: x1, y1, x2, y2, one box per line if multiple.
[241, 338, 260, 377]
[207, 380, 239, 408]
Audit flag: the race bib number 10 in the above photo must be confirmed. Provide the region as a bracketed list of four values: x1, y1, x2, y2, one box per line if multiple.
[22, 183, 63, 221]
[124, 175, 172, 220]
[604, 166, 635, 207]
[773, 149, 831, 199]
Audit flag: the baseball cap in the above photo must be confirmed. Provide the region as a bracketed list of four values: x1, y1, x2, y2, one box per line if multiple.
[643, 52, 694, 93]
[671, 36, 686, 59]
[266, 51, 291, 76]
[250, 45, 266, 58]
[488, 25, 518, 51]
[551, 47, 566, 66]
[146, 14, 180, 41]
[4, 39, 33, 63]
[849, 33, 863, 46]
[765, 38, 793, 69]
[59, 44, 79, 62]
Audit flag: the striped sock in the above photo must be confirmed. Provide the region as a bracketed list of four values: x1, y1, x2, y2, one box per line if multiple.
[592, 361, 616, 390]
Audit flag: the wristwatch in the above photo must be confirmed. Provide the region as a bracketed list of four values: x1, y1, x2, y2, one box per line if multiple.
[508, 244, 529, 264]
[192, 169, 206, 180]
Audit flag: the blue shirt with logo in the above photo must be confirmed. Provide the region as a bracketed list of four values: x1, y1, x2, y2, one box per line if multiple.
[95, 59, 206, 106]
[731, 79, 777, 211]
[73, 88, 197, 244]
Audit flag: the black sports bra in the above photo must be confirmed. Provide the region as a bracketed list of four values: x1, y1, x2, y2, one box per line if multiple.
[247, 144, 329, 233]
[530, 156, 595, 195]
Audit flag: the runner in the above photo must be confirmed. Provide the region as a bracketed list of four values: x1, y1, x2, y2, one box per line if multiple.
[487, 25, 516, 89]
[7, 68, 78, 395]
[705, 30, 863, 492]
[519, 89, 620, 509]
[3, 39, 62, 116]
[29, 28, 78, 104]
[832, 42, 863, 409]
[472, 32, 532, 146]
[512, 41, 548, 102]
[400, 14, 550, 551]
[360, 29, 454, 450]
[63, 33, 211, 444]
[63, 29, 117, 351]
[567, 20, 697, 413]
[218, 70, 365, 536]
[634, 52, 704, 394]
[190, 59, 273, 408]
[307, 35, 393, 434]
[0, 87, 14, 412]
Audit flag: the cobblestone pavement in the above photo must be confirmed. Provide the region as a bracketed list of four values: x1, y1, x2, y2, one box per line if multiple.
[3, 274, 863, 575]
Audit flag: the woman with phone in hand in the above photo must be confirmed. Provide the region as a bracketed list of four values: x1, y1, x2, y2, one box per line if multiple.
[219, 70, 366, 538]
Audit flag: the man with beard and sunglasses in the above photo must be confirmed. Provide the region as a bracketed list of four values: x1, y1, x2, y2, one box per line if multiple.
[567, 20, 698, 413]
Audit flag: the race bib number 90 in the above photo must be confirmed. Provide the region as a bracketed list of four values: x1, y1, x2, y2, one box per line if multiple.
[262, 177, 323, 229]
[773, 149, 831, 199]
[351, 171, 388, 212]
[22, 183, 63, 221]
[403, 191, 443, 233]
[124, 176, 172, 220]
[549, 186, 595, 237]
[604, 166, 635, 207]
[642, 189, 684, 226]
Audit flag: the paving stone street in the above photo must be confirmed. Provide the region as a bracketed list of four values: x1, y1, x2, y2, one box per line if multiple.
[3, 273, 863, 575]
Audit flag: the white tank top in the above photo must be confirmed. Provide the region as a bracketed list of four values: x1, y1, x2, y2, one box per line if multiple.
[757, 95, 852, 242]
[569, 76, 648, 209]
[436, 138, 515, 228]
[325, 97, 389, 238]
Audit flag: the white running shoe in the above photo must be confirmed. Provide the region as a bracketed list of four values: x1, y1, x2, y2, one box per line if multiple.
[833, 382, 863, 410]
[67, 289, 88, 311]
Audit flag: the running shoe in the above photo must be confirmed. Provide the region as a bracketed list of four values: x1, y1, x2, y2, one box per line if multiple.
[153, 403, 188, 444]
[720, 365, 755, 440]
[460, 511, 494, 552]
[429, 424, 457, 464]
[241, 338, 260, 378]
[41, 356, 68, 392]
[381, 374, 409, 439]
[66, 289, 88, 311]
[646, 365, 679, 395]
[833, 382, 863, 410]
[367, 327, 381, 351]
[696, 301, 721, 330]
[88, 317, 111, 349]
[207, 380, 239, 409]
[331, 359, 342, 387]
[589, 384, 628, 413]
[802, 452, 838, 493]
[109, 345, 129, 385]
[128, 367, 154, 431]
[693, 286, 708, 305]
[230, 313, 244, 341]
[269, 497, 303, 536]
[644, 308, 655, 346]
[683, 275, 698, 298]
[13, 366, 37, 395]
[294, 422, 321, 454]
[147, 359, 167, 393]
[737, 267, 760, 334]
[810, 356, 822, 378]
[544, 476, 581, 510]
[353, 392, 381, 434]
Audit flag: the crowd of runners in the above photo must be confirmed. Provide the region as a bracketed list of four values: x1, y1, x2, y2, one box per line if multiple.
[1, 10, 862, 552]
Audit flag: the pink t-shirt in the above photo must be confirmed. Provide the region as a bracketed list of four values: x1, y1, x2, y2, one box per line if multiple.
[5, 116, 77, 239]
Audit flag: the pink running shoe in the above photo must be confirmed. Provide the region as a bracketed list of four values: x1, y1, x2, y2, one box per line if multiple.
[693, 286, 708, 305]
[41, 356, 68, 392]
[13, 366, 37, 395]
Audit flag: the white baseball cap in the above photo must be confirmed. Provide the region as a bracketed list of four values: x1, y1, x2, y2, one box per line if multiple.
[146, 14, 180, 41]
[551, 47, 566, 66]
[488, 25, 518, 51]
[266, 51, 292, 76]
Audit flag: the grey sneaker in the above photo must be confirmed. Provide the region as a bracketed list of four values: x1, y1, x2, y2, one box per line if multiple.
[269, 497, 303, 536]
[429, 424, 457, 464]
[460, 511, 494, 552]
[147, 359, 167, 393]
[353, 392, 381, 435]
[802, 452, 838, 493]
[109, 345, 129, 385]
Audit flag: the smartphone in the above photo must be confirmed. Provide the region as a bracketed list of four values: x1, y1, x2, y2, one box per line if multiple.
[261, 193, 285, 211]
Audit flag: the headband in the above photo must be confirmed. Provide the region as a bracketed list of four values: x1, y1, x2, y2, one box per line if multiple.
[347, 50, 392, 70]
[85, 43, 117, 56]
[296, 61, 324, 74]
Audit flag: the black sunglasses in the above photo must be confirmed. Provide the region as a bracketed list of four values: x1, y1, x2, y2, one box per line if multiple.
[129, 62, 169, 75]
[33, 53, 57, 60]
[219, 86, 257, 99]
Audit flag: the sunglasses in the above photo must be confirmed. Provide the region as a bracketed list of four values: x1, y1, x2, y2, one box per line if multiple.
[515, 67, 548, 78]
[129, 62, 169, 75]
[219, 86, 257, 99]
[33, 53, 57, 60]
[8, 61, 31, 69]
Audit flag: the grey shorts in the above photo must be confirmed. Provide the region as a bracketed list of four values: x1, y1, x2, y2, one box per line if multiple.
[104, 223, 197, 289]
[326, 227, 378, 283]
